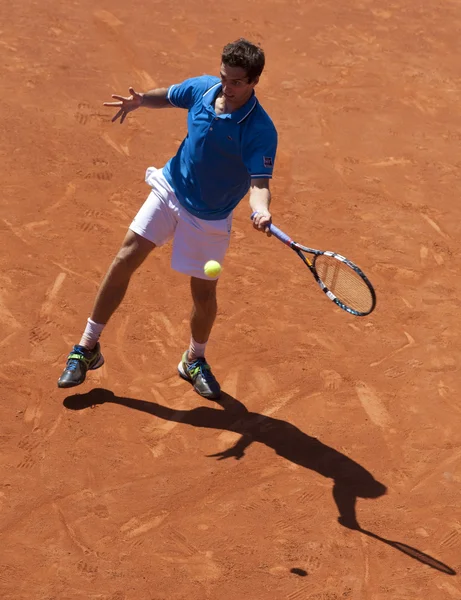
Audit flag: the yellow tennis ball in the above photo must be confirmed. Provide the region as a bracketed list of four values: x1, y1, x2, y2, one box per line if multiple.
[204, 260, 222, 278]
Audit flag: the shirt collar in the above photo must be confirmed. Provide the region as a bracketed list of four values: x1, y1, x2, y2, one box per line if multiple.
[202, 83, 258, 123]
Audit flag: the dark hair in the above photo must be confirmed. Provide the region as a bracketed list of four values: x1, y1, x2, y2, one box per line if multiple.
[221, 38, 265, 82]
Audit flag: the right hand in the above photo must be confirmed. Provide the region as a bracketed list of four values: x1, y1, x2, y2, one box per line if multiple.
[103, 86, 144, 124]
[251, 210, 272, 236]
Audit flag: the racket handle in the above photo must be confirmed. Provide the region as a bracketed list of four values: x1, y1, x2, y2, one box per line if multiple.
[250, 212, 293, 246]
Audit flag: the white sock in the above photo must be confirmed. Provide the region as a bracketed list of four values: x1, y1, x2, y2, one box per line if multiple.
[79, 318, 105, 350]
[188, 337, 207, 361]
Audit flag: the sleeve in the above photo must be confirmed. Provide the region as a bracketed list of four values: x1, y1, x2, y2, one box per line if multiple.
[242, 126, 278, 179]
[167, 76, 212, 110]
[167, 77, 197, 109]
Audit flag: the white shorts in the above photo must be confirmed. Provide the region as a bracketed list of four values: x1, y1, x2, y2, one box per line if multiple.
[129, 167, 232, 280]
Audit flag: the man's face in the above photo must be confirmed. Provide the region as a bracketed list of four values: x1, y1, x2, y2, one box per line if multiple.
[219, 63, 259, 108]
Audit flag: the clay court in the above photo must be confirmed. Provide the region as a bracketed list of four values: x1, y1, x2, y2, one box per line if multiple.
[1, 0, 461, 597]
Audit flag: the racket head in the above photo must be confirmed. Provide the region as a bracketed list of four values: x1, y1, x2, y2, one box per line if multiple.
[309, 251, 376, 316]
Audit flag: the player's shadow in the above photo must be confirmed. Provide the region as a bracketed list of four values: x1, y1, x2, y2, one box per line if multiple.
[64, 388, 456, 576]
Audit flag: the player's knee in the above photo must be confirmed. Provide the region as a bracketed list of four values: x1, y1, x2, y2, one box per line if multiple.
[191, 279, 217, 307]
[112, 251, 134, 273]
[194, 292, 217, 311]
[114, 233, 154, 273]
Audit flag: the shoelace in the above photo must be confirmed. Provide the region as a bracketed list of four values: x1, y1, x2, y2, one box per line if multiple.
[66, 358, 80, 372]
[188, 358, 215, 381]
[66, 347, 90, 372]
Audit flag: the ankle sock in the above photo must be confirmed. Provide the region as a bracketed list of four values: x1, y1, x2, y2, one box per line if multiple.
[79, 318, 105, 350]
[188, 337, 207, 361]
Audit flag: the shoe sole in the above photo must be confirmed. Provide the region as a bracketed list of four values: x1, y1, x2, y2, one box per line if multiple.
[177, 360, 191, 382]
[177, 360, 221, 400]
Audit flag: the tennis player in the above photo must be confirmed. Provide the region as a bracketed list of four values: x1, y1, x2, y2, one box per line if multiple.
[57, 38, 278, 399]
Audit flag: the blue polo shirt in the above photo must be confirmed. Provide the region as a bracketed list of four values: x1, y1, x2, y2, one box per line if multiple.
[161, 75, 277, 220]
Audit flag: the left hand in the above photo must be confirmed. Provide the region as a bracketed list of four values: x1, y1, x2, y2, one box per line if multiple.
[103, 86, 144, 124]
[252, 210, 272, 236]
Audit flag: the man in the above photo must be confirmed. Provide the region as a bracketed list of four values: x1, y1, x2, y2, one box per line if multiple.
[58, 38, 278, 400]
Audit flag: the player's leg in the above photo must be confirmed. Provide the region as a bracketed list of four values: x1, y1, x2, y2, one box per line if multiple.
[189, 276, 218, 347]
[57, 231, 155, 389]
[89, 231, 155, 327]
[58, 169, 179, 389]
[178, 276, 221, 399]
[172, 209, 232, 400]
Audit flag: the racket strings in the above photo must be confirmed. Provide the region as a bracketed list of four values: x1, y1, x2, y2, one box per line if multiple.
[314, 255, 373, 313]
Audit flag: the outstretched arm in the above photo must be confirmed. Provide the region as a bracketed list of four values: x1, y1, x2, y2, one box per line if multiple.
[104, 86, 172, 124]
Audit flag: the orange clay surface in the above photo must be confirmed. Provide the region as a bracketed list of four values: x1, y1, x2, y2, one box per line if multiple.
[1, 0, 461, 598]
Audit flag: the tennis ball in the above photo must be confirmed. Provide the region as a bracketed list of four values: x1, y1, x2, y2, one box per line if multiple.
[204, 260, 222, 278]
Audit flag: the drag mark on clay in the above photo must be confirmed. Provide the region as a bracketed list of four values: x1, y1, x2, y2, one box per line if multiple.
[50, 260, 99, 287]
[23, 402, 43, 429]
[370, 331, 415, 367]
[2, 219, 29, 245]
[93, 9, 123, 28]
[24, 219, 49, 232]
[120, 511, 168, 538]
[262, 388, 300, 417]
[371, 156, 412, 167]
[360, 534, 370, 584]
[0, 331, 18, 349]
[45, 182, 77, 214]
[401, 297, 413, 308]
[101, 132, 130, 157]
[0, 292, 22, 330]
[45, 414, 63, 439]
[54, 504, 92, 555]
[420, 245, 429, 265]
[355, 382, 391, 428]
[421, 213, 449, 240]
[134, 69, 157, 89]
[40, 272, 66, 317]
[253, 366, 278, 396]
[220, 370, 239, 398]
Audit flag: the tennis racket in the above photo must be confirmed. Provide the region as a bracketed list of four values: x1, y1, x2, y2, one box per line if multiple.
[252, 214, 376, 316]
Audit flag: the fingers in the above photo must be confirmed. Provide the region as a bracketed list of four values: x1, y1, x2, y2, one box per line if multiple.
[104, 87, 140, 124]
[111, 108, 124, 123]
[252, 211, 272, 235]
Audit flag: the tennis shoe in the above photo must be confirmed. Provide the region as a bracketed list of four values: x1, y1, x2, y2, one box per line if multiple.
[57, 343, 104, 388]
[178, 351, 221, 400]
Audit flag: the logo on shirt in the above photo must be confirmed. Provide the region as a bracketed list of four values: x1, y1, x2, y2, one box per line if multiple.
[263, 156, 273, 168]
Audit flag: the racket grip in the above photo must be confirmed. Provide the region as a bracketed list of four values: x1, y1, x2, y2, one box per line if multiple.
[250, 212, 293, 246]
